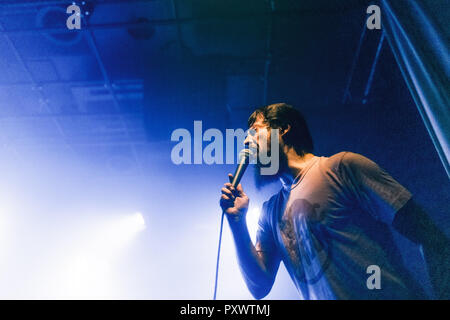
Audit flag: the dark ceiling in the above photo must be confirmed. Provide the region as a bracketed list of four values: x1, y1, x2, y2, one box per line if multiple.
[0, 0, 386, 176]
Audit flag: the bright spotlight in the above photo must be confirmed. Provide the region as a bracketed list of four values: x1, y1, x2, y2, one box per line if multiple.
[246, 207, 260, 244]
[53, 211, 147, 298]
[90, 212, 147, 254]
[131, 212, 146, 230]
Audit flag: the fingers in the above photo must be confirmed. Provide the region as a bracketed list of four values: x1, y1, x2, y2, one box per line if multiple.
[221, 187, 234, 199]
[220, 194, 232, 202]
[220, 194, 234, 209]
[223, 182, 239, 198]
[225, 173, 245, 197]
[220, 174, 248, 212]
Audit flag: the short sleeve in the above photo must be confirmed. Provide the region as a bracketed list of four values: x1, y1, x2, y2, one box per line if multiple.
[255, 200, 278, 253]
[338, 152, 412, 225]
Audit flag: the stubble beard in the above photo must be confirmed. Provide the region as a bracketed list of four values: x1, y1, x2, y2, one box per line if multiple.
[253, 144, 287, 190]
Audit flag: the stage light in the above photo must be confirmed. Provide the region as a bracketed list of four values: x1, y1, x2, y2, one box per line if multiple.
[246, 207, 260, 244]
[52, 212, 147, 299]
[130, 212, 146, 231]
[85, 212, 147, 263]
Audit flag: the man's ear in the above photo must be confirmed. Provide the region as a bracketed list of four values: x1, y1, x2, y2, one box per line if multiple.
[280, 124, 291, 137]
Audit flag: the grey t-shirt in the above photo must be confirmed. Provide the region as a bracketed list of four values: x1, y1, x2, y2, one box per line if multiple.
[256, 151, 427, 299]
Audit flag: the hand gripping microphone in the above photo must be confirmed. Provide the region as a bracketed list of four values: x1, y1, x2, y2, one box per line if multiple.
[214, 148, 254, 300]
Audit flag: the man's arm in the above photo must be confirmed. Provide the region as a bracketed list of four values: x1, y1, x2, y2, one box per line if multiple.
[220, 175, 281, 299]
[392, 198, 450, 299]
[338, 152, 450, 299]
[227, 218, 281, 299]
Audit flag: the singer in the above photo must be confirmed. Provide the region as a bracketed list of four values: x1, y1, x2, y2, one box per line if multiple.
[219, 103, 449, 300]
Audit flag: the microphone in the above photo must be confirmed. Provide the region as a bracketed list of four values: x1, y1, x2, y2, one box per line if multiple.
[230, 148, 254, 188]
[214, 148, 254, 300]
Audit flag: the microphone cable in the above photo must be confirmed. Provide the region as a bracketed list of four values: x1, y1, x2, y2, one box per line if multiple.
[213, 210, 226, 300]
[213, 149, 252, 299]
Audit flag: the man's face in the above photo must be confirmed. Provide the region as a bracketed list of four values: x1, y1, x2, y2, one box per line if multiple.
[245, 115, 286, 189]
[245, 115, 271, 158]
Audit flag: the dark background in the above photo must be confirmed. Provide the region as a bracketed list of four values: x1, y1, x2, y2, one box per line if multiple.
[0, 0, 447, 299]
